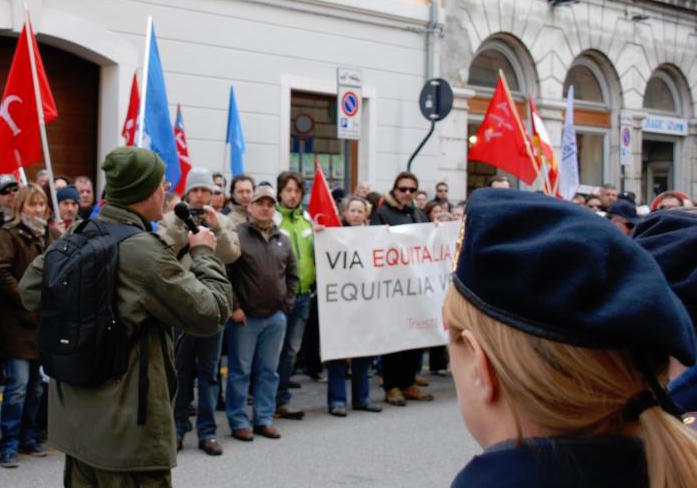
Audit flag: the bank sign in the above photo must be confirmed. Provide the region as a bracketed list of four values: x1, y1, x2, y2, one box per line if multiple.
[642, 115, 688, 136]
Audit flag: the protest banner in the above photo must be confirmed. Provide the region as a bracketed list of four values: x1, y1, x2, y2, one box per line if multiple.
[315, 221, 460, 361]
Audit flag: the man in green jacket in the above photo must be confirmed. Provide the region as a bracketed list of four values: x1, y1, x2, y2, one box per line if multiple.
[273, 171, 317, 419]
[19, 147, 232, 487]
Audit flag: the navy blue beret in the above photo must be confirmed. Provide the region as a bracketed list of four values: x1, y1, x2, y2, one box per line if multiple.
[453, 188, 696, 366]
[633, 209, 697, 328]
[57, 184, 80, 203]
[607, 199, 639, 225]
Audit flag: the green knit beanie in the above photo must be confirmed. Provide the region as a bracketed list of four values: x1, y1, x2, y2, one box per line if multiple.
[102, 146, 166, 206]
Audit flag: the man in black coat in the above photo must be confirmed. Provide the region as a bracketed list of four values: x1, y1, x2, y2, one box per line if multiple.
[370, 171, 432, 406]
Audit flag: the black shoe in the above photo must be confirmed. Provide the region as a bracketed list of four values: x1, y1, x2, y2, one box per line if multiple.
[198, 438, 223, 456]
[18, 443, 47, 457]
[353, 403, 382, 413]
[329, 405, 347, 417]
[253, 424, 281, 439]
[288, 380, 301, 389]
[308, 372, 326, 383]
[176, 439, 183, 452]
[274, 404, 305, 420]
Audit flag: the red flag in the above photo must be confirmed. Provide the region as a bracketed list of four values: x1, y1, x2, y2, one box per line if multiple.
[0, 23, 57, 173]
[172, 104, 192, 195]
[529, 96, 560, 197]
[467, 74, 538, 185]
[307, 160, 341, 227]
[121, 72, 140, 146]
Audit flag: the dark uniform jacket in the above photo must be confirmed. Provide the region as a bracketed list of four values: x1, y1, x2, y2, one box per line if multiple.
[0, 220, 59, 359]
[228, 221, 298, 317]
[370, 191, 428, 227]
[451, 436, 648, 488]
[19, 204, 232, 472]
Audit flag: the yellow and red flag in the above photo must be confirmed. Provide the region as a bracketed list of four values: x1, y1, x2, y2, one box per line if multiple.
[529, 96, 560, 197]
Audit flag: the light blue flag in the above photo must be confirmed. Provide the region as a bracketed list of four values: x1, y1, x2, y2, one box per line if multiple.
[560, 85, 579, 200]
[226, 86, 246, 176]
[140, 23, 180, 188]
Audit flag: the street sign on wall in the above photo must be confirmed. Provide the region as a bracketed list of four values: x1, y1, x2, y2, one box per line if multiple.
[337, 67, 362, 140]
[620, 115, 632, 166]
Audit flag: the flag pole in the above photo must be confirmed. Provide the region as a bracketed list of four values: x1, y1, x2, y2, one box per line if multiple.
[24, 5, 59, 215]
[136, 16, 153, 148]
[528, 95, 552, 195]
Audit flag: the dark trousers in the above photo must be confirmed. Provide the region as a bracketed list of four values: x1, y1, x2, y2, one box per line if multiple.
[64, 455, 171, 488]
[381, 349, 420, 391]
[299, 294, 323, 376]
[173, 330, 224, 441]
[429, 346, 448, 372]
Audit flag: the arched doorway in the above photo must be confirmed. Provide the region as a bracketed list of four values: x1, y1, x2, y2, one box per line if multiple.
[641, 65, 691, 202]
[0, 36, 99, 184]
[466, 35, 537, 195]
[562, 53, 620, 188]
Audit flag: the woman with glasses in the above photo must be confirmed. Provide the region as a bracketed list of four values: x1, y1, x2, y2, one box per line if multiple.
[0, 184, 60, 467]
[0, 175, 20, 228]
[370, 171, 432, 406]
[326, 196, 383, 417]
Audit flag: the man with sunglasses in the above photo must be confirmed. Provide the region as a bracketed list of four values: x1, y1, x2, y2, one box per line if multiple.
[0, 174, 19, 228]
[370, 171, 432, 406]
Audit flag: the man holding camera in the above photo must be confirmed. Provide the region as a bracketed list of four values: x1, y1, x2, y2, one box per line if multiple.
[157, 167, 240, 456]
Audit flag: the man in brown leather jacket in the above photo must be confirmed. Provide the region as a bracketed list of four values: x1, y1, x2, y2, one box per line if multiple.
[225, 185, 298, 442]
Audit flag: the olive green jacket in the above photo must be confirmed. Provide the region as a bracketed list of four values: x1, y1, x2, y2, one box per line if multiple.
[19, 204, 232, 472]
[157, 208, 240, 269]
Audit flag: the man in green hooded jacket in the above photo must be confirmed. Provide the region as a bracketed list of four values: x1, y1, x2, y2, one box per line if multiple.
[19, 147, 232, 487]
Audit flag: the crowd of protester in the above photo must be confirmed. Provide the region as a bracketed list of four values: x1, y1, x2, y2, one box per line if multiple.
[0, 162, 460, 469]
[1, 157, 696, 488]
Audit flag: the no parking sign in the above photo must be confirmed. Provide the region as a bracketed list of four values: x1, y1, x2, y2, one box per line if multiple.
[337, 68, 362, 140]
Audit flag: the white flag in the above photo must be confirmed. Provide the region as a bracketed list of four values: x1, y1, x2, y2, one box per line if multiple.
[560, 86, 579, 200]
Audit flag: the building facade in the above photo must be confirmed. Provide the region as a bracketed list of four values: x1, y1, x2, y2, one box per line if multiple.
[1, 0, 696, 204]
[443, 0, 697, 204]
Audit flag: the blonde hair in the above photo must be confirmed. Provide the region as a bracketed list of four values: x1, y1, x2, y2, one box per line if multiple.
[13, 183, 49, 221]
[443, 285, 697, 488]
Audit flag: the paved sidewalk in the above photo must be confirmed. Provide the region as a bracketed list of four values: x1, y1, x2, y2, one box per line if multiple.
[0, 373, 478, 487]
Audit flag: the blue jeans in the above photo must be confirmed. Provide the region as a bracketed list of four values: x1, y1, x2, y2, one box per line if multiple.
[327, 357, 373, 408]
[277, 293, 311, 406]
[0, 359, 43, 455]
[225, 312, 286, 429]
[174, 329, 224, 441]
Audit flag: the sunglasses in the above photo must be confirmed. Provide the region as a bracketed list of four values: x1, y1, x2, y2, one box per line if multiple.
[0, 186, 19, 195]
[397, 186, 417, 193]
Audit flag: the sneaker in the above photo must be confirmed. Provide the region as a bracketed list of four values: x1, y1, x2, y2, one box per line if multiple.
[414, 374, 430, 386]
[329, 405, 347, 417]
[19, 443, 47, 457]
[385, 387, 406, 406]
[274, 404, 305, 420]
[353, 403, 382, 413]
[402, 385, 434, 401]
[288, 380, 302, 389]
[0, 452, 18, 468]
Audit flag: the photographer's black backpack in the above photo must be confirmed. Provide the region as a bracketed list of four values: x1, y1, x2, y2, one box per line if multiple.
[38, 219, 143, 388]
